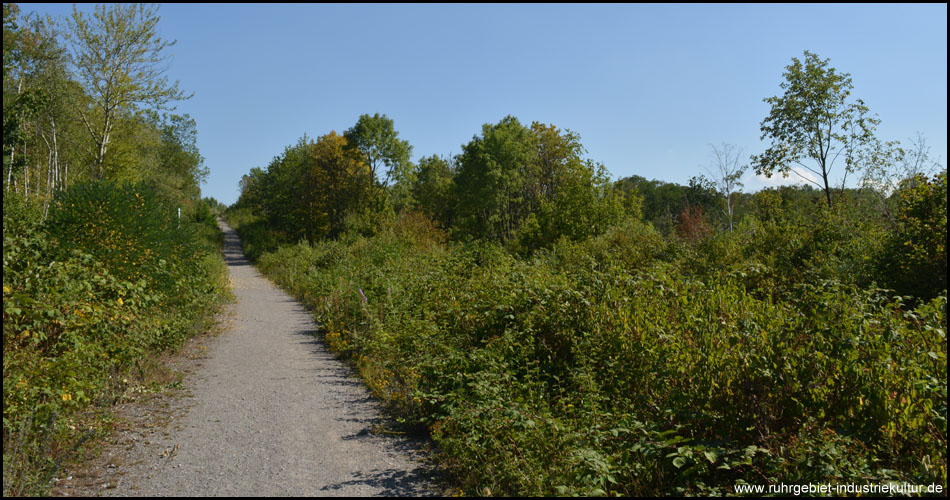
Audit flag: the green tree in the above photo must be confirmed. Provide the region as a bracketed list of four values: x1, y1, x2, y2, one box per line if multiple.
[454, 116, 539, 241]
[3, 4, 54, 196]
[259, 136, 314, 239]
[617, 175, 719, 236]
[519, 123, 624, 251]
[28, 18, 87, 212]
[454, 116, 624, 250]
[343, 113, 412, 187]
[752, 51, 883, 208]
[861, 132, 943, 225]
[411, 154, 456, 227]
[239, 132, 374, 241]
[66, 3, 191, 177]
[875, 171, 948, 302]
[142, 112, 208, 215]
[236, 167, 267, 212]
[306, 132, 372, 239]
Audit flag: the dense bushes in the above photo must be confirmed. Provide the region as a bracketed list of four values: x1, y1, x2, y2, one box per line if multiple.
[242, 210, 946, 496]
[2, 182, 229, 496]
[875, 173, 948, 303]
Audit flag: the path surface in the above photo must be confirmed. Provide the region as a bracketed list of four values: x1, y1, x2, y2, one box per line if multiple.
[99, 219, 438, 496]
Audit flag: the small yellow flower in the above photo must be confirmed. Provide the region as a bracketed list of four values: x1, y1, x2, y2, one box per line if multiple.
[117, 297, 124, 306]
[61, 393, 72, 401]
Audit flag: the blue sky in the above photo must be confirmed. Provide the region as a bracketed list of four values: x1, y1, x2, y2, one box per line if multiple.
[19, 3, 949, 205]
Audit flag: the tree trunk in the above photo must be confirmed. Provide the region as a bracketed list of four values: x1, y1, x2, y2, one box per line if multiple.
[51, 116, 60, 191]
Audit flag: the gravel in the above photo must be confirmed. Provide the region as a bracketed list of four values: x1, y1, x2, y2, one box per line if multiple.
[82, 219, 440, 496]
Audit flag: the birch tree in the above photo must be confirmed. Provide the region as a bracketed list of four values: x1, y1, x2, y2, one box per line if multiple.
[66, 3, 190, 177]
[705, 142, 746, 232]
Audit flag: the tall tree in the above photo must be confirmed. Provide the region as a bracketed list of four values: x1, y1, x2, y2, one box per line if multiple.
[304, 132, 372, 239]
[66, 3, 190, 177]
[411, 154, 456, 227]
[140, 112, 208, 213]
[3, 7, 85, 206]
[343, 113, 412, 187]
[454, 116, 536, 241]
[3, 4, 52, 196]
[454, 116, 624, 249]
[752, 51, 882, 208]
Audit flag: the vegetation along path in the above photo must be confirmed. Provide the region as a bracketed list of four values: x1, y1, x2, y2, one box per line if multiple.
[100, 219, 438, 496]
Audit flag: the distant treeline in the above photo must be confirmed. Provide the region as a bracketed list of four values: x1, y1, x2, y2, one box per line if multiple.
[229, 109, 945, 302]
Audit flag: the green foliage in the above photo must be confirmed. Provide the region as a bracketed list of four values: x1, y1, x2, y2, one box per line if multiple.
[410, 154, 456, 228]
[1, 189, 45, 233]
[202, 196, 229, 215]
[46, 181, 195, 296]
[875, 172, 948, 302]
[3, 5, 217, 495]
[249, 209, 946, 496]
[3, 3, 205, 218]
[3, 181, 228, 496]
[66, 3, 191, 173]
[453, 115, 536, 241]
[344, 113, 413, 187]
[229, 132, 377, 245]
[752, 50, 883, 207]
[616, 175, 718, 237]
[227, 88, 945, 495]
[454, 117, 625, 252]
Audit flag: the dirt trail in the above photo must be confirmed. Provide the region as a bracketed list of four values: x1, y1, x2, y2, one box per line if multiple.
[84, 219, 438, 496]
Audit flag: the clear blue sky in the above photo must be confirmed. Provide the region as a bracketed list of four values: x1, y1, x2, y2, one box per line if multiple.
[20, 3, 949, 205]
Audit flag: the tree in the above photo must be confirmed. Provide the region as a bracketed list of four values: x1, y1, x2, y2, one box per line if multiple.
[66, 3, 191, 177]
[236, 167, 267, 212]
[616, 175, 699, 235]
[752, 51, 882, 208]
[143, 112, 208, 214]
[874, 171, 947, 302]
[3, 6, 87, 208]
[3, 4, 54, 196]
[454, 116, 536, 241]
[862, 132, 942, 198]
[411, 154, 456, 227]
[454, 116, 624, 250]
[343, 113, 412, 187]
[705, 142, 747, 232]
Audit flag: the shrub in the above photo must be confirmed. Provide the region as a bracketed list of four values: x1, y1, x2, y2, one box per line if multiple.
[875, 172, 948, 302]
[249, 208, 947, 496]
[3, 180, 228, 496]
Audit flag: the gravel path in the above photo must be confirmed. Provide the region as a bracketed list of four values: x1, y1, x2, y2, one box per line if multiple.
[95, 219, 439, 496]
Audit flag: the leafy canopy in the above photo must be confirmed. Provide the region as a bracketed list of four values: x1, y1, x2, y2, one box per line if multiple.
[343, 113, 412, 187]
[752, 51, 881, 207]
[66, 3, 191, 172]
